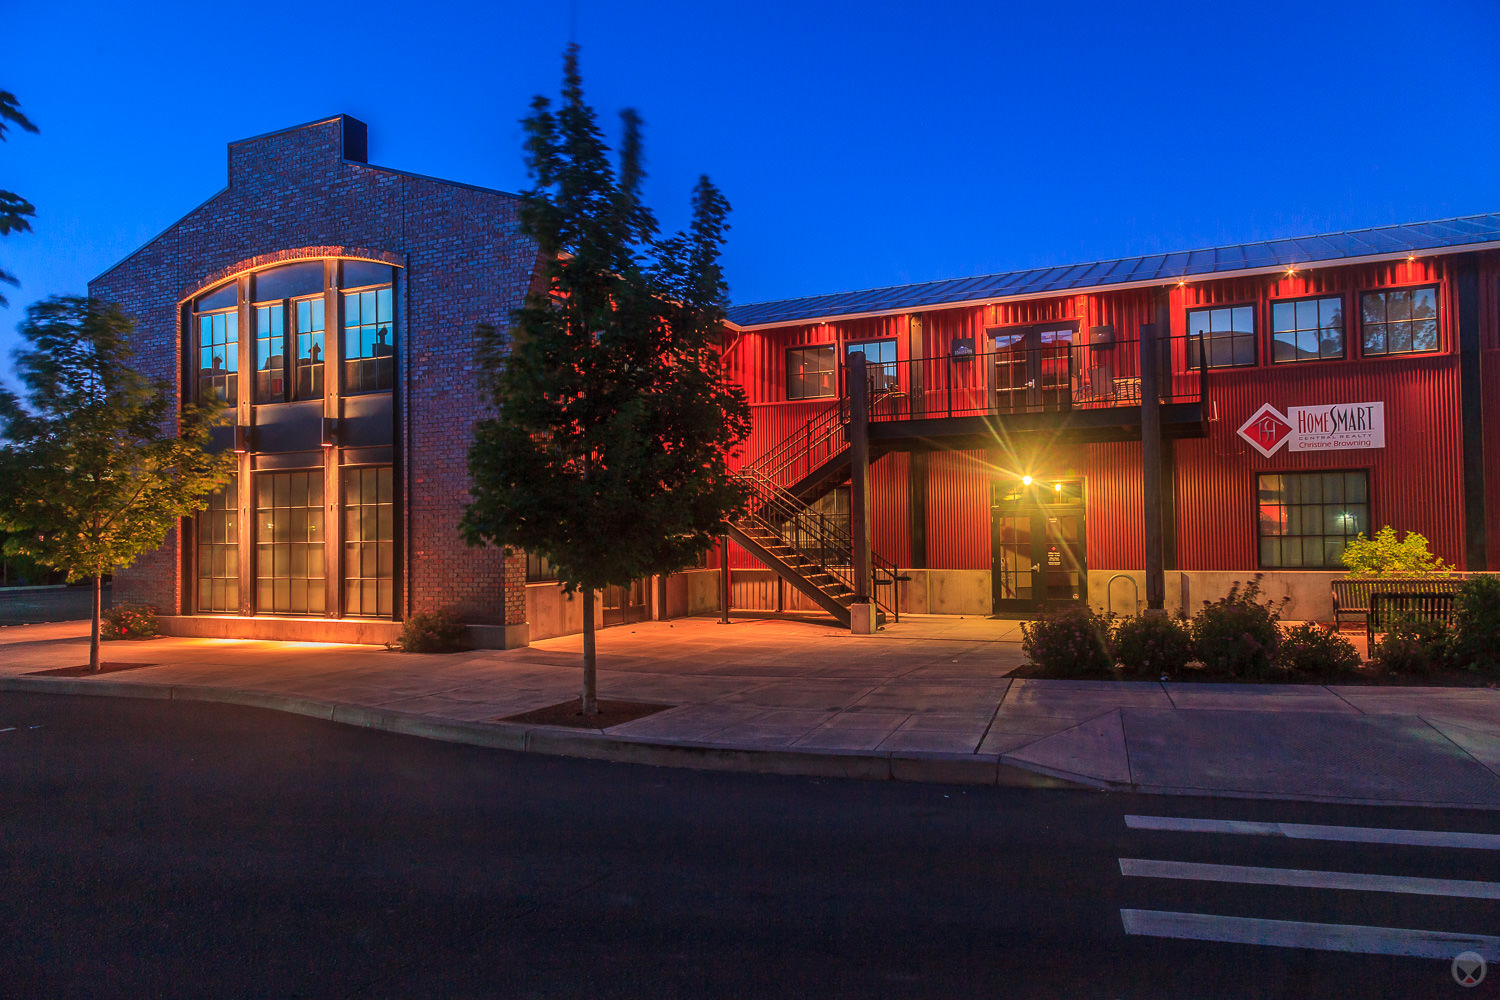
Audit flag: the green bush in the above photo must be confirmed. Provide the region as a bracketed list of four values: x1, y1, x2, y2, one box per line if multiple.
[1275, 622, 1362, 677]
[1021, 606, 1113, 676]
[394, 609, 469, 653]
[1112, 613, 1192, 675]
[101, 604, 157, 640]
[1341, 526, 1450, 577]
[1191, 577, 1287, 679]
[1372, 619, 1449, 675]
[1449, 575, 1500, 675]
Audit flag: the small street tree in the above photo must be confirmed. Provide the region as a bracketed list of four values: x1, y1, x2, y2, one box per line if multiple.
[463, 47, 751, 717]
[0, 296, 236, 671]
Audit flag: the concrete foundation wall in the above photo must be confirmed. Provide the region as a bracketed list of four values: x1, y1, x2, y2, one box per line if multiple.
[1088, 570, 1344, 621]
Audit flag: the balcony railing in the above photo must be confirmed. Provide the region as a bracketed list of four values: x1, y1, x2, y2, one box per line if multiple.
[848, 333, 1206, 423]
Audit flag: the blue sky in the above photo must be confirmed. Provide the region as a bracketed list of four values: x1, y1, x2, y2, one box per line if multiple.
[4, 0, 1498, 377]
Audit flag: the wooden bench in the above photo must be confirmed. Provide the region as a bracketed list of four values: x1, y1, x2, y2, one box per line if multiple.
[1367, 591, 1457, 647]
[1331, 577, 1464, 631]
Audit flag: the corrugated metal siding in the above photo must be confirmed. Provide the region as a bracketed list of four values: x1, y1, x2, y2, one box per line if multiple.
[1484, 350, 1500, 568]
[872, 451, 910, 566]
[1081, 442, 1143, 570]
[1177, 355, 1465, 569]
[925, 450, 992, 569]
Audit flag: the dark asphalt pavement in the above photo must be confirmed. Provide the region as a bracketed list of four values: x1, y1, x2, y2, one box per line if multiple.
[1, 692, 1496, 999]
[0, 585, 106, 626]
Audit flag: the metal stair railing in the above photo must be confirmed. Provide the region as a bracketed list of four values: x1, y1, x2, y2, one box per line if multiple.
[733, 468, 900, 621]
[740, 398, 849, 489]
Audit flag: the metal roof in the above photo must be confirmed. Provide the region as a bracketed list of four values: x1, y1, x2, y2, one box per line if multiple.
[724, 212, 1500, 329]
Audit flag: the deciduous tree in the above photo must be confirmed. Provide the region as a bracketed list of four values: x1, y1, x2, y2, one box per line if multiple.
[0, 296, 236, 670]
[463, 47, 750, 716]
[0, 90, 40, 307]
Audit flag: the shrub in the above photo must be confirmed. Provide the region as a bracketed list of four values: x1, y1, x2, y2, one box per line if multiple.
[1191, 577, 1287, 679]
[1341, 526, 1450, 577]
[1020, 606, 1113, 676]
[1372, 619, 1449, 675]
[394, 609, 469, 653]
[1112, 613, 1192, 675]
[101, 604, 157, 640]
[1275, 622, 1362, 677]
[1449, 575, 1500, 675]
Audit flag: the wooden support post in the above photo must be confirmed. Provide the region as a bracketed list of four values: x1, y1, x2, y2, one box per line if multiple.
[718, 535, 731, 624]
[848, 352, 873, 609]
[1140, 319, 1165, 612]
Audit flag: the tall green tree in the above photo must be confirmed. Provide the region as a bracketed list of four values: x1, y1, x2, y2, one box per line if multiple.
[0, 296, 236, 671]
[463, 46, 750, 716]
[0, 90, 40, 307]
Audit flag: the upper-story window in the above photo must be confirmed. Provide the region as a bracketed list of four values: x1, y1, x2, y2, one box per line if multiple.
[847, 338, 898, 392]
[1360, 286, 1438, 356]
[787, 344, 837, 399]
[251, 261, 326, 404]
[342, 261, 395, 393]
[193, 303, 239, 406]
[1186, 305, 1255, 368]
[1271, 296, 1344, 363]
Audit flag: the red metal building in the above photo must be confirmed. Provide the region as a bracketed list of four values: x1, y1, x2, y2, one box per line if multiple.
[718, 219, 1498, 623]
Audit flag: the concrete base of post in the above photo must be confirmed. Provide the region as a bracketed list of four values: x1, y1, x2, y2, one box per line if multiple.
[850, 603, 877, 635]
[1143, 607, 1168, 618]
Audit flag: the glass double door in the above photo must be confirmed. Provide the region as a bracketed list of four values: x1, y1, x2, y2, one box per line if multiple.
[991, 325, 1075, 413]
[991, 480, 1086, 613]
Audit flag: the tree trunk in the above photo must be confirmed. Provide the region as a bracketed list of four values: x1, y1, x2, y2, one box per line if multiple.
[89, 574, 102, 674]
[581, 587, 598, 717]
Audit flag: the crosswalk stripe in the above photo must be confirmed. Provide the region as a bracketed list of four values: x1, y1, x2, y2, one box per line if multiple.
[1120, 858, 1500, 899]
[1120, 909, 1500, 960]
[1125, 814, 1500, 851]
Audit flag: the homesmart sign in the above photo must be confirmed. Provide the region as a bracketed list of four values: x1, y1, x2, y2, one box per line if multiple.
[1237, 401, 1385, 458]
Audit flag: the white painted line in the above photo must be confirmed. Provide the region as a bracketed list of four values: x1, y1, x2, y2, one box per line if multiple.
[1120, 909, 1500, 960]
[1125, 814, 1500, 851]
[1120, 858, 1500, 900]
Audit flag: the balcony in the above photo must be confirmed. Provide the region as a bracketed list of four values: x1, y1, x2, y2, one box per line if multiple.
[852, 332, 1208, 448]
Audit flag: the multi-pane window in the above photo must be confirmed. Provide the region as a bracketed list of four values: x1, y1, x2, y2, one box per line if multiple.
[196, 477, 239, 613]
[1271, 296, 1344, 363]
[195, 309, 239, 405]
[526, 552, 559, 582]
[343, 286, 395, 392]
[256, 471, 325, 615]
[296, 297, 326, 398]
[1256, 471, 1369, 569]
[1361, 286, 1438, 356]
[847, 339, 898, 392]
[1187, 305, 1256, 368]
[254, 303, 285, 403]
[342, 467, 394, 618]
[787, 344, 837, 399]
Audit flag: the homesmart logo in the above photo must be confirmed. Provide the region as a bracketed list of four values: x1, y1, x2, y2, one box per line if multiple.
[1237, 401, 1385, 458]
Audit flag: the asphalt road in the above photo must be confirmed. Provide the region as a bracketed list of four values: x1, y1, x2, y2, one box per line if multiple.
[0, 585, 107, 626]
[1, 691, 1497, 999]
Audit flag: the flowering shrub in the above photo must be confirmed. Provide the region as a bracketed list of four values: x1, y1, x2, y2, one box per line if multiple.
[1020, 606, 1112, 676]
[1275, 622, 1362, 677]
[101, 604, 157, 640]
[394, 609, 468, 653]
[1191, 577, 1288, 679]
[1449, 575, 1500, 676]
[1112, 613, 1192, 676]
[1341, 526, 1450, 577]
[1371, 619, 1449, 675]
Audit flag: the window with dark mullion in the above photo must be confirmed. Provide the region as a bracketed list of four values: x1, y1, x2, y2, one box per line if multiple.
[1187, 305, 1256, 368]
[1361, 286, 1438, 356]
[1256, 471, 1369, 569]
[787, 344, 836, 399]
[1271, 296, 1344, 363]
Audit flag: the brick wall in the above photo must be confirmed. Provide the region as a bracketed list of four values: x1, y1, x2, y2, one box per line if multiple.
[89, 115, 538, 627]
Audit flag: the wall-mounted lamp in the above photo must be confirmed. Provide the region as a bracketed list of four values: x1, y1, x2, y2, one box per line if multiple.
[1021, 475, 1033, 486]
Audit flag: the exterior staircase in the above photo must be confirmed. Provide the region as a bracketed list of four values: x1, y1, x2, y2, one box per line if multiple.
[726, 397, 900, 628]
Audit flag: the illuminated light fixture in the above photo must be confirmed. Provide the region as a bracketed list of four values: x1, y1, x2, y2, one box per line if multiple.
[1285, 264, 1298, 277]
[1176, 278, 1187, 288]
[1021, 475, 1033, 486]
[1053, 482, 1062, 492]
[1407, 252, 1417, 263]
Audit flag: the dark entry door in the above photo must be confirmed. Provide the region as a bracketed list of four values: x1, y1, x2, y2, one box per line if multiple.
[602, 579, 650, 627]
[991, 480, 1086, 613]
[989, 325, 1075, 413]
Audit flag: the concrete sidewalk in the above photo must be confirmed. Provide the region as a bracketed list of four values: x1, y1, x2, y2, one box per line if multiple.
[2, 615, 1498, 809]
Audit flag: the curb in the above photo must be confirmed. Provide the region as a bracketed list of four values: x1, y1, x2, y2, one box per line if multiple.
[0, 676, 1085, 790]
